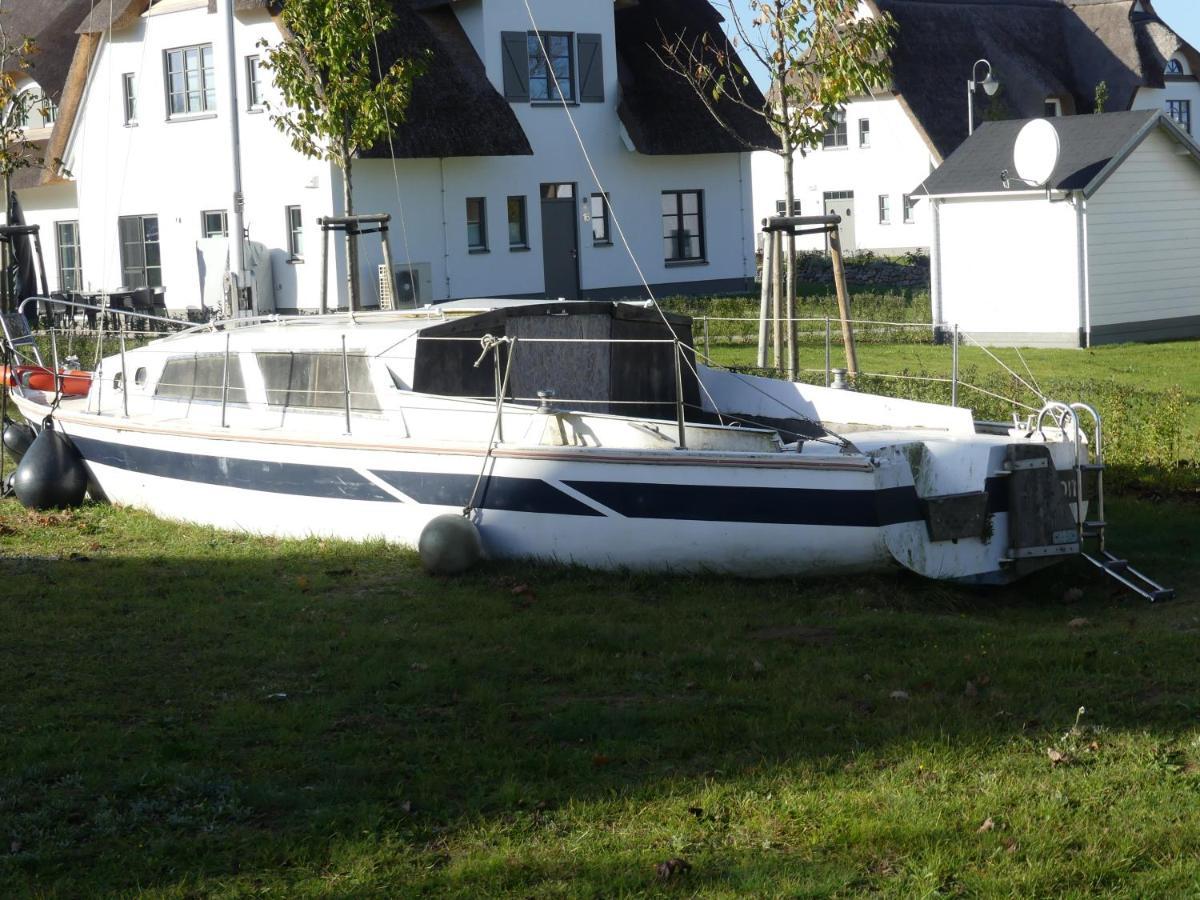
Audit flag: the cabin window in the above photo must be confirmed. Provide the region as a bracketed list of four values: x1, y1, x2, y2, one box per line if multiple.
[55, 221, 82, 292]
[662, 190, 705, 263]
[164, 43, 216, 116]
[527, 32, 574, 102]
[466, 197, 488, 252]
[1167, 99, 1192, 134]
[286, 206, 303, 259]
[878, 194, 890, 225]
[859, 118, 871, 148]
[256, 352, 380, 412]
[775, 200, 801, 216]
[117, 215, 162, 288]
[122, 73, 137, 125]
[156, 354, 247, 403]
[507, 196, 528, 249]
[903, 194, 917, 224]
[823, 110, 848, 149]
[201, 210, 228, 238]
[245, 55, 262, 109]
[590, 192, 611, 245]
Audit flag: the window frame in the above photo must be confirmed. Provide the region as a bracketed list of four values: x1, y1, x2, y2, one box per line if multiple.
[1167, 99, 1192, 134]
[466, 197, 488, 252]
[163, 43, 216, 118]
[878, 194, 891, 225]
[506, 195, 528, 250]
[55, 220, 82, 292]
[590, 192, 611, 246]
[286, 205, 304, 260]
[774, 199, 802, 217]
[661, 189, 706, 264]
[201, 209, 228, 239]
[122, 72, 137, 125]
[858, 117, 871, 148]
[1044, 98, 1063, 117]
[822, 109, 848, 149]
[245, 54, 262, 110]
[902, 194, 916, 225]
[527, 31, 575, 104]
[117, 214, 162, 288]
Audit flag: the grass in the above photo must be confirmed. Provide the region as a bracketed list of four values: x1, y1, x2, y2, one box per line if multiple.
[3, 497, 1200, 896]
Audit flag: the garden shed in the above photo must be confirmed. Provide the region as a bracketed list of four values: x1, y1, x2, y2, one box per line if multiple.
[913, 110, 1200, 347]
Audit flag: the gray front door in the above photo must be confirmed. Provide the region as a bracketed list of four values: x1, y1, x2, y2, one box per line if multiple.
[540, 183, 580, 300]
[823, 190, 856, 253]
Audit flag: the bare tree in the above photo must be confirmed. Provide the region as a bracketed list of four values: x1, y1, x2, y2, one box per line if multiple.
[658, 0, 894, 375]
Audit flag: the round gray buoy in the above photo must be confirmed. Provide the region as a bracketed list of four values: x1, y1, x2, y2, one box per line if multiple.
[13, 421, 88, 510]
[2, 417, 36, 463]
[418, 514, 482, 575]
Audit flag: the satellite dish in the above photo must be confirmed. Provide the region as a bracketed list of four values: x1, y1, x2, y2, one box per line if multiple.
[1013, 119, 1061, 187]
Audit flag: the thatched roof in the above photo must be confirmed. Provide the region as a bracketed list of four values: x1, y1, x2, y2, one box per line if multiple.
[615, 0, 779, 154]
[0, 0, 95, 101]
[358, 3, 532, 159]
[870, 0, 1200, 161]
[913, 109, 1199, 197]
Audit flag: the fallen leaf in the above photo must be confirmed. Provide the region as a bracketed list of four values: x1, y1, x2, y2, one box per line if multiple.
[654, 857, 691, 881]
[977, 816, 995, 833]
[510, 583, 531, 595]
[592, 753, 613, 767]
[964, 680, 978, 698]
[890, 690, 910, 701]
[752, 658, 766, 673]
[295, 575, 311, 592]
[1003, 837, 1019, 853]
[1047, 748, 1068, 766]
[1068, 617, 1090, 629]
[10, 840, 21, 854]
[265, 692, 288, 701]
[1062, 587, 1085, 604]
[410, 662, 428, 672]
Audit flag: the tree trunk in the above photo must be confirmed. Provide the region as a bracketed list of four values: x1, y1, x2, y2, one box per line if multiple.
[2, 171, 10, 314]
[775, 0, 797, 380]
[341, 143, 360, 312]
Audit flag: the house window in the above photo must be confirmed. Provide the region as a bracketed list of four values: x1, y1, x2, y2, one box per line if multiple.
[903, 194, 916, 224]
[15, 89, 54, 129]
[117, 215, 162, 288]
[823, 109, 848, 149]
[527, 32, 574, 102]
[1044, 98, 1062, 117]
[165, 43, 215, 116]
[286, 205, 303, 259]
[859, 118, 871, 148]
[55, 221, 81, 292]
[878, 194, 891, 225]
[507, 195, 528, 249]
[662, 190, 705, 263]
[122, 73, 137, 124]
[1166, 58, 1185, 75]
[775, 199, 801, 216]
[201, 209, 228, 238]
[466, 197, 487, 251]
[1167, 99, 1191, 134]
[590, 193, 611, 245]
[245, 55, 262, 109]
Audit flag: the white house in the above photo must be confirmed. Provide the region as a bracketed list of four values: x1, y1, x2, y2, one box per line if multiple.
[10, 0, 774, 315]
[912, 110, 1200, 347]
[751, 0, 1200, 255]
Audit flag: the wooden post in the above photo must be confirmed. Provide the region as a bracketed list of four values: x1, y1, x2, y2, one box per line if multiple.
[829, 227, 858, 378]
[756, 228, 771, 368]
[771, 229, 783, 371]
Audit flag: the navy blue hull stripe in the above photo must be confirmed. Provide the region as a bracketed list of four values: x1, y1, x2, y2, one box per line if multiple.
[372, 470, 603, 517]
[565, 480, 925, 527]
[73, 435, 398, 503]
[69, 434, 1020, 528]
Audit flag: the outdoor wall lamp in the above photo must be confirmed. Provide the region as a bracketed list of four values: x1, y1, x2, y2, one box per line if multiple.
[967, 59, 1000, 136]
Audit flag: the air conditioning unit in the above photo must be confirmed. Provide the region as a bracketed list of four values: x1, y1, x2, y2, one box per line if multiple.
[379, 261, 433, 309]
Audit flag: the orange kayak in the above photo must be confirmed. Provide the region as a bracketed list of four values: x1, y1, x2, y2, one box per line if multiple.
[0, 364, 92, 396]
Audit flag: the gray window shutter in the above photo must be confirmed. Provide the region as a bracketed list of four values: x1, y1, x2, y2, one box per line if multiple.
[501, 31, 530, 102]
[578, 33, 604, 103]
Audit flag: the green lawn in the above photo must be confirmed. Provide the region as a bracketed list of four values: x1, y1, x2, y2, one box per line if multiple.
[2, 498, 1200, 896]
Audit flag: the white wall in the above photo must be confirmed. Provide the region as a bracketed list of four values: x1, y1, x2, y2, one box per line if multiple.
[937, 194, 1081, 345]
[750, 94, 937, 255]
[63, 5, 333, 311]
[14, 183, 78, 295]
[1085, 125, 1200, 332]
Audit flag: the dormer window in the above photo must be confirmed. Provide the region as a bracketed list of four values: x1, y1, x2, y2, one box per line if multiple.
[13, 88, 56, 129]
[1044, 98, 1062, 118]
[1166, 58, 1185, 76]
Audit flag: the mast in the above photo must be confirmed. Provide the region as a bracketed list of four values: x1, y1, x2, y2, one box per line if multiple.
[218, 0, 247, 315]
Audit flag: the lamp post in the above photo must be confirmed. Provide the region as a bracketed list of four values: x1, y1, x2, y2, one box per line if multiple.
[967, 59, 1000, 136]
